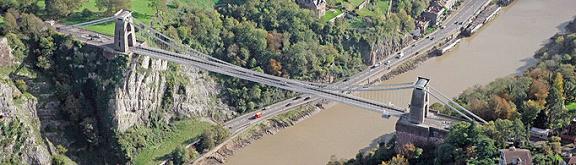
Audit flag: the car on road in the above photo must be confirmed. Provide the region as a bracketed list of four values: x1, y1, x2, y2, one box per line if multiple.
[411, 44, 416, 47]
[285, 103, 292, 107]
[370, 63, 380, 69]
[304, 96, 311, 101]
[294, 96, 302, 100]
[430, 36, 435, 40]
[396, 52, 404, 59]
[385, 60, 391, 65]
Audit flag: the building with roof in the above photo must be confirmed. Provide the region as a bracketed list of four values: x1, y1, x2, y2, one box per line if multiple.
[499, 147, 533, 165]
[422, 5, 445, 26]
[296, 0, 327, 17]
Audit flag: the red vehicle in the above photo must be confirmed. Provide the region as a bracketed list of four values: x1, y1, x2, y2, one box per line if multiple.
[252, 112, 263, 119]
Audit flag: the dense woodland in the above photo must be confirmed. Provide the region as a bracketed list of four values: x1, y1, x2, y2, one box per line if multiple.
[2, 0, 574, 164]
[330, 20, 576, 165]
[0, 0, 431, 113]
[0, 0, 430, 164]
[158, 0, 430, 113]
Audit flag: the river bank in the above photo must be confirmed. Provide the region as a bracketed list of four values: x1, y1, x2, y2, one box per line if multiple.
[197, 104, 324, 164]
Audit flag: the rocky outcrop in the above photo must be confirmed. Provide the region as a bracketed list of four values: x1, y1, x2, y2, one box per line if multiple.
[0, 83, 52, 164]
[109, 55, 168, 132]
[0, 38, 12, 66]
[365, 34, 414, 65]
[171, 66, 234, 122]
[109, 54, 233, 132]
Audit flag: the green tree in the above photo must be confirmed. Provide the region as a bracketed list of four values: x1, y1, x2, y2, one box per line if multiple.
[545, 80, 569, 131]
[197, 129, 215, 152]
[80, 117, 100, 146]
[520, 100, 543, 126]
[3, 12, 18, 34]
[14, 79, 27, 92]
[148, 0, 167, 20]
[483, 119, 527, 149]
[95, 0, 131, 14]
[19, 13, 45, 37]
[45, 0, 85, 17]
[435, 122, 499, 164]
[171, 146, 189, 165]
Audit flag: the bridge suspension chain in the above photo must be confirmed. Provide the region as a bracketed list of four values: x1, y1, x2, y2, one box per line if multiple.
[426, 90, 475, 122]
[131, 46, 406, 116]
[132, 20, 326, 88]
[428, 86, 488, 124]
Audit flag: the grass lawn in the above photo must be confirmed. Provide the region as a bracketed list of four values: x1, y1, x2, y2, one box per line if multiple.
[0, 16, 4, 27]
[331, 0, 366, 11]
[567, 102, 576, 112]
[356, 0, 390, 17]
[180, 0, 220, 9]
[132, 119, 211, 165]
[322, 9, 343, 22]
[60, 0, 219, 36]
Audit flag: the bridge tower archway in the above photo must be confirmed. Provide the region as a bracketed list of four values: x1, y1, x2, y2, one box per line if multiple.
[114, 10, 136, 53]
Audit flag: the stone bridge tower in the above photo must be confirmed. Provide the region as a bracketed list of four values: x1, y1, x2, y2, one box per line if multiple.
[114, 10, 136, 53]
[408, 77, 430, 124]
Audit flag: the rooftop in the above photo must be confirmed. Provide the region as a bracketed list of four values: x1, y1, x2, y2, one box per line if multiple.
[500, 147, 533, 165]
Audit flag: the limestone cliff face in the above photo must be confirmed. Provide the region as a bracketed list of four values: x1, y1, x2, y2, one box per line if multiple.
[0, 38, 51, 164]
[109, 54, 233, 133]
[0, 38, 12, 66]
[0, 82, 52, 164]
[366, 34, 414, 65]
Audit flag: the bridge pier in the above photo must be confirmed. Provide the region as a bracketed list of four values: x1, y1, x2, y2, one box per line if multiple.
[114, 10, 136, 53]
[395, 77, 457, 152]
[408, 77, 429, 124]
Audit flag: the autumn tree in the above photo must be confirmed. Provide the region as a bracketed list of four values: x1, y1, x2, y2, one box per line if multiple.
[268, 59, 283, 76]
[381, 155, 409, 165]
[400, 143, 422, 159]
[489, 95, 517, 120]
[528, 79, 549, 104]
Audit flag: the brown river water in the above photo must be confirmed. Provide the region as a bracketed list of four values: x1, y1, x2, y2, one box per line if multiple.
[225, 0, 576, 164]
